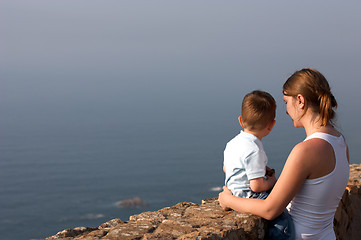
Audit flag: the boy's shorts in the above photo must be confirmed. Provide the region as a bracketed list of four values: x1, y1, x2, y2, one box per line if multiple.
[249, 190, 295, 240]
[249, 190, 271, 199]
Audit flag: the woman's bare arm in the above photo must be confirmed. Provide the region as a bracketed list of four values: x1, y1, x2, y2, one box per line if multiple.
[219, 142, 311, 220]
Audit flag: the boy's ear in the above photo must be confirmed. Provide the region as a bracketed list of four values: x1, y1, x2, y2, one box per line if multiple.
[268, 119, 276, 131]
[238, 116, 245, 128]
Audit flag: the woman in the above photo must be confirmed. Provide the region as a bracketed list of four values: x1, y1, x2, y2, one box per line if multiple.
[218, 68, 350, 239]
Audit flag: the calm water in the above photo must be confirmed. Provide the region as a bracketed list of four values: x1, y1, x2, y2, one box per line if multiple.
[1, 104, 359, 239]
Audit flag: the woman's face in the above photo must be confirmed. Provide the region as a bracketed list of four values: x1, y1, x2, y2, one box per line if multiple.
[283, 95, 301, 128]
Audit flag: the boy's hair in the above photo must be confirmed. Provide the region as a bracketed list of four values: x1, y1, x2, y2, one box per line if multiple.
[241, 90, 276, 130]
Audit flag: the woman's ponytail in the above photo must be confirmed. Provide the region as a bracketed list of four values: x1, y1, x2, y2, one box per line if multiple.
[319, 92, 336, 126]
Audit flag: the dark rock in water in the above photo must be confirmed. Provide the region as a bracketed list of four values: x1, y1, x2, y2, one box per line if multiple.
[116, 197, 148, 208]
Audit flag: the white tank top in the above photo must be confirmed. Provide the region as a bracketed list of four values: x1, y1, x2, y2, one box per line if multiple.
[287, 132, 349, 240]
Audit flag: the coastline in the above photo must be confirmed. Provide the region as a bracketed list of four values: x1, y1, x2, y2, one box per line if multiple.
[38, 164, 361, 240]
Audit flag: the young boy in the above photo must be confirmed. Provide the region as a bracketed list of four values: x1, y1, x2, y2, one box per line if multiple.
[223, 90, 277, 199]
[223, 90, 295, 239]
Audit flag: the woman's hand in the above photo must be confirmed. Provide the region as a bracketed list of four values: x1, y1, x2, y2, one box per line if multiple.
[218, 186, 233, 211]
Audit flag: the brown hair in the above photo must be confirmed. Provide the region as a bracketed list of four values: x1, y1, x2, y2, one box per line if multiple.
[283, 68, 337, 126]
[241, 90, 276, 130]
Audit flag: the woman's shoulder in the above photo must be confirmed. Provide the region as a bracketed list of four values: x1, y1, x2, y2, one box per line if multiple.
[290, 137, 336, 179]
[292, 140, 316, 153]
[287, 139, 330, 168]
[293, 138, 333, 157]
[285, 142, 312, 169]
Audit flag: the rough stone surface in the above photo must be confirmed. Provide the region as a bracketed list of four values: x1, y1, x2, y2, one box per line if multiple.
[40, 164, 361, 240]
[334, 164, 361, 240]
[41, 199, 265, 240]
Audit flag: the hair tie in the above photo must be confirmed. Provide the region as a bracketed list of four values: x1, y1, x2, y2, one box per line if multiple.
[330, 94, 337, 108]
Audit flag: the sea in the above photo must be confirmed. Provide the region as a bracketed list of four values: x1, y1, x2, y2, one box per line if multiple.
[1, 96, 360, 239]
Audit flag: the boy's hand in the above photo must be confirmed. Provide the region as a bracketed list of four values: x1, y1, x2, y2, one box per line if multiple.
[267, 173, 277, 187]
[218, 186, 233, 211]
[266, 167, 275, 177]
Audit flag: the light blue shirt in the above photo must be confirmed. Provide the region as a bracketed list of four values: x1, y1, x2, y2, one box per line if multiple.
[224, 130, 267, 198]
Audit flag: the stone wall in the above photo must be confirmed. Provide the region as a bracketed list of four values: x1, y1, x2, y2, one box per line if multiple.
[40, 164, 361, 240]
[334, 164, 361, 240]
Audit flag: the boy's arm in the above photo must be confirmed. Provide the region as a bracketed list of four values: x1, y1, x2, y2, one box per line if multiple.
[249, 172, 276, 193]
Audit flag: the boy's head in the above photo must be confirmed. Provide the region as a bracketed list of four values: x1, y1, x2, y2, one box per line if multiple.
[240, 90, 276, 131]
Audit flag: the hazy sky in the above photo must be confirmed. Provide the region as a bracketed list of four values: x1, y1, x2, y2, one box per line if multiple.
[1, 1, 361, 158]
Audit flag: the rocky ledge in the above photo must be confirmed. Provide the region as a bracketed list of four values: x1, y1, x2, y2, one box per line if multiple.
[40, 164, 361, 240]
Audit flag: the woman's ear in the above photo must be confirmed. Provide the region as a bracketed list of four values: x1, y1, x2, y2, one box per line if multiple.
[297, 94, 305, 109]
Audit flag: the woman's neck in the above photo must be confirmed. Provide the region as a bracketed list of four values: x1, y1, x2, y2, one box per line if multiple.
[301, 112, 333, 137]
[302, 115, 338, 137]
